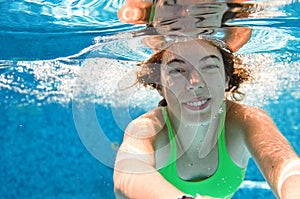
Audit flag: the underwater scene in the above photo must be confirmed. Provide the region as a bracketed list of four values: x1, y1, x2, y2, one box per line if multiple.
[0, 0, 299, 198]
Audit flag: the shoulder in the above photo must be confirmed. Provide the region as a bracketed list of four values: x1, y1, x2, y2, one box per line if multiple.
[226, 100, 273, 131]
[226, 100, 291, 155]
[225, 101, 282, 168]
[227, 100, 266, 117]
[125, 107, 165, 140]
[117, 107, 166, 162]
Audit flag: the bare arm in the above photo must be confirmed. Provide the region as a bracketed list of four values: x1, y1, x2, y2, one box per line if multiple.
[114, 158, 185, 199]
[113, 110, 186, 199]
[239, 105, 300, 198]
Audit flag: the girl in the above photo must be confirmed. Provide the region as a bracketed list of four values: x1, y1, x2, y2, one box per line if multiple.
[113, 38, 300, 199]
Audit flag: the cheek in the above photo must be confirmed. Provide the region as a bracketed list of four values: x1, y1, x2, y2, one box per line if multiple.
[161, 88, 181, 111]
[163, 75, 175, 88]
[205, 75, 226, 92]
[161, 73, 186, 92]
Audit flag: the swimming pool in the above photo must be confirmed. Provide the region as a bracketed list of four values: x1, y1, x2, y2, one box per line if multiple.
[0, 0, 299, 198]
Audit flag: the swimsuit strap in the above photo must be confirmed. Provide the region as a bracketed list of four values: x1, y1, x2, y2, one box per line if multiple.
[162, 106, 177, 163]
[148, 4, 156, 24]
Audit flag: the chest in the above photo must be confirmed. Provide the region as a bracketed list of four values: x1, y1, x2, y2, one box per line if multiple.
[154, 125, 249, 179]
[176, 144, 219, 181]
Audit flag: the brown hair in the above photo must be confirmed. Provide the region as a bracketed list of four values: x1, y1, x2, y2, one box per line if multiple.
[136, 41, 251, 102]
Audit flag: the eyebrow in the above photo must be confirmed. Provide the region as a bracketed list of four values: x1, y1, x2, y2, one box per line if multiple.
[200, 55, 221, 62]
[166, 58, 185, 65]
[166, 55, 221, 65]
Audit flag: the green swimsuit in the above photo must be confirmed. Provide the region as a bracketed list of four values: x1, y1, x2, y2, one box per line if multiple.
[159, 106, 246, 199]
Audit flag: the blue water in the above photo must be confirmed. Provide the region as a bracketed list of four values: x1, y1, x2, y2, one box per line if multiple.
[1, 0, 300, 199]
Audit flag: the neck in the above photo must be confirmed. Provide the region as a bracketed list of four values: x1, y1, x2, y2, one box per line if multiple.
[168, 110, 222, 159]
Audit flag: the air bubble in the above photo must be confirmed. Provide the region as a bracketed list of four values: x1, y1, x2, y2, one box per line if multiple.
[218, 107, 224, 114]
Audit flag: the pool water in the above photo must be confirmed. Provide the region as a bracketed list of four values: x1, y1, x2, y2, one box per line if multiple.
[0, 0, 299, 199]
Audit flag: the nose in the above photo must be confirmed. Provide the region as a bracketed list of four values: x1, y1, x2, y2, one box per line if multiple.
[186, 69, 205, 90]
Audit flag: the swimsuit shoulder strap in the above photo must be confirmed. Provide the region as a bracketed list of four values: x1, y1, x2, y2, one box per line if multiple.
[161, 107, 177, 163]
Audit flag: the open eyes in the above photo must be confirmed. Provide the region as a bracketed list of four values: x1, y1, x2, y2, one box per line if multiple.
[168, 68, 186, 74]
[202, 64, 219, 70]
[167, 64, 219, 75]
[163, 0, 177, 6]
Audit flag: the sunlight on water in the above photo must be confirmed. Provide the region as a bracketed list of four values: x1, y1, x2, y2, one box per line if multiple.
[0, 0, 131, 32]
[239, 27, 297, 54]
[241, 180, 270, 190]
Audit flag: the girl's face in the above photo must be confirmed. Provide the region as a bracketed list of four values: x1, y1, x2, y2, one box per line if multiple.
[160, 40, 227, 125]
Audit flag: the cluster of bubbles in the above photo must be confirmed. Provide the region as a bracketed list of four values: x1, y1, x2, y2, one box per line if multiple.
[239, 52, 300, 107]
[1, 41, 299, 110]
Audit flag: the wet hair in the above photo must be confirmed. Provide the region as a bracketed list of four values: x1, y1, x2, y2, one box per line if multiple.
[136, 40, 251, 103]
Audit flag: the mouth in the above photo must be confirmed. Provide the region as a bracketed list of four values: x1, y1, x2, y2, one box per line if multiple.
[183, 98, 211, 111]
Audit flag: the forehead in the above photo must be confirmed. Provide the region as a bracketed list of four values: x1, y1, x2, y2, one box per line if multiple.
[162, 40, 222, 63]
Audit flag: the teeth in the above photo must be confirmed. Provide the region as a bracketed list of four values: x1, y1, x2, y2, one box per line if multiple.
[186, 99, 208, 107]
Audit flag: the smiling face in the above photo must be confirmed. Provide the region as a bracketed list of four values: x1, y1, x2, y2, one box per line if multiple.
[159, 39, 227, 124]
